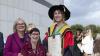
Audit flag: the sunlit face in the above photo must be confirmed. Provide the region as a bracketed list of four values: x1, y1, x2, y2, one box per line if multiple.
[53, 10, 64, 22]
[84, 30, 89, 36]
[16, 20, 26, 32]
[30, 31, 39, 43]
[86, 29, 92, 35]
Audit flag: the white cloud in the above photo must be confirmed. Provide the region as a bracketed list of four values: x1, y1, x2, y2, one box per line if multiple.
[64, 0, 100, 26]
[84, 11, 100, 20]
[89, 0, 100, 11]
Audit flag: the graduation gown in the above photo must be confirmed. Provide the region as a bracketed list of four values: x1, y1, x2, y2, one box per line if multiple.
[43, 23, 74, 56]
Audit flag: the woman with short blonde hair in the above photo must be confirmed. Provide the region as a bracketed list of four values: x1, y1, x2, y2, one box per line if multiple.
[13, 18, 27, 32]
[4, 18, 29, 56]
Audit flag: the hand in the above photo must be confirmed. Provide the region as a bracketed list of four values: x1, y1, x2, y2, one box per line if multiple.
[46, 52, 52, 56]
[18, 53, 23, 56]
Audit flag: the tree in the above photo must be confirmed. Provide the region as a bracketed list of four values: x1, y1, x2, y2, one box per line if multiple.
[96, 26, 100, 33]
[71, 24, 84, 35]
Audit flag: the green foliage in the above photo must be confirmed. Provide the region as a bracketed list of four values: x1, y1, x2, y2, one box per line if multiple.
[71, 24, 84, 35]
[71, 24, 100, 39]
[96, 26, 100, 33]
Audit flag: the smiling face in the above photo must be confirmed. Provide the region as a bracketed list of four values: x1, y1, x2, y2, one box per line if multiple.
[53, 10, 64, 22]
[30, 31, 40, 43]
[16, 19, 26, 32]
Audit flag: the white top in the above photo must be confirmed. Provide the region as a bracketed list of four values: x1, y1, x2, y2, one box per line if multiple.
[80, 35, 94, 54]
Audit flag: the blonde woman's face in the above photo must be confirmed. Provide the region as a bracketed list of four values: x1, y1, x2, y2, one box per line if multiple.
[53, 10, 64, 22]
[16, 20, 25, 32]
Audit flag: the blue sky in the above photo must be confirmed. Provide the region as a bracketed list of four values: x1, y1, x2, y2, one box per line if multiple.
[64, 0, 100, 26]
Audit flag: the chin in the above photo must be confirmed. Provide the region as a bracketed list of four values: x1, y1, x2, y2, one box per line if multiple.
[32, 40, 38, 43]
[55, 19, 62, 22]
[56, 21, 60, 22]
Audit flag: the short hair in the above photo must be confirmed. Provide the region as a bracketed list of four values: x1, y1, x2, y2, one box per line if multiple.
[13, 18, 27, 32]
[29, 28, 40, 35]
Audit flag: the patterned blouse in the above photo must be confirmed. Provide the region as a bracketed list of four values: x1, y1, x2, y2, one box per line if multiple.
[21, 41, 46, 56]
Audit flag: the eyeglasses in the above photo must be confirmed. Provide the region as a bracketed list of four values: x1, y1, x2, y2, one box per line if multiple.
[17, 23, 25, 25]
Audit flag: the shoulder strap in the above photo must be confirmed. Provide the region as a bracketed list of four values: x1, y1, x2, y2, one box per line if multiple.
[62, 28, 71, 37]
[61, 28, 72, 55]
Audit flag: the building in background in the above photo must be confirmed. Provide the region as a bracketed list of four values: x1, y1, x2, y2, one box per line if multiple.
[0, 0, 64, 43]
